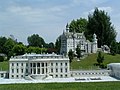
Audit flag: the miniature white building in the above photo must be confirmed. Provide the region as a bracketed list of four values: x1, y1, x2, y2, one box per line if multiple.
[60, 28, 98, 55]
[107, 63, 120, 78]
[9, 53, 70, 79]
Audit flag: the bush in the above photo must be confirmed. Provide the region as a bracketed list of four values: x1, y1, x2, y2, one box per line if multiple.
[0, 56, 4, 62]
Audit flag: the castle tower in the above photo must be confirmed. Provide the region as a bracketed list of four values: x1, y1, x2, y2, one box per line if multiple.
[66, 23, 69, 33]
[92, 34, 98, 53]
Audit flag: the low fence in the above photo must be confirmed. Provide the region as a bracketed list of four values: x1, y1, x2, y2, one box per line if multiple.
[70, 70, 111, 77]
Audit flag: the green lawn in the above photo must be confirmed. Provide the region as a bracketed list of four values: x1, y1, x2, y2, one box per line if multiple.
[0, 82, 120, 90]
[1, 54, 120, 71]
[71, 54, 120, 70]
[0, 61, 9, 71]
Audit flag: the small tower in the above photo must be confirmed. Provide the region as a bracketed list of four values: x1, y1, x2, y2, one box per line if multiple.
[66, 23, 69, 33]
[92, 34, 98, 53]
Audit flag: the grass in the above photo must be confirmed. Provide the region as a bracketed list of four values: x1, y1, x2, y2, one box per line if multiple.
[1, 53, 120, 70]
[0, 82, 120, 90]
[71, 53, 120, 70]
[0, 61, 9, 71]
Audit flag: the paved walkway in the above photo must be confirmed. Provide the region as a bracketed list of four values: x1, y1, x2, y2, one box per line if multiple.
[0, 76, 119, 84]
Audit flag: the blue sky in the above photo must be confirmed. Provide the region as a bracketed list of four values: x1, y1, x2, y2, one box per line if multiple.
[0, 0, 120, 44]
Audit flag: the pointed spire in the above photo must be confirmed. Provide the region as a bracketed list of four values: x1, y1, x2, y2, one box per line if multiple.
[66, 23, 69, 32]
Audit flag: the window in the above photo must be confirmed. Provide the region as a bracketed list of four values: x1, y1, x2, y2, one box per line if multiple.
[21, 63, 23, 66]
[51, 68, 53, 73]
[65, 68, 67, 72]
[12, 75, 14, 78]
[38, 69, 40, 74]
[41, 63, 44, 67]
[37, 63, 40, 67]
[21, 75, 23, 78]
[21, 69, 23, 73]
[65, 74, 67, 77]
[56, 69, 58, 72]
[34, 69, 36, 74]
[16, 75, 19, 78]
[12, 69, 14, 73]
[56, 75, 58, 78]
[65, 63, 67, 66]
[61, 63, 62, 66]
[56, 63, 58, 66]
[31, 69, 32, 74]
[51, 63, 53, 66]
[46, 63, 47, 67]
[61, 68, 63, 73]
[60, 75, 63, 78]
[1, 74, 4, 77]
[30, 63, 32, 67]
[33, 63, 36, 67]
[17, 63, 18, 66]
[12, 63, 14, 66]
[17, 69, 19, 73]
[42, 68, 44, 74]
[46, 68, 47, 73]
[26, 69, 28, 73]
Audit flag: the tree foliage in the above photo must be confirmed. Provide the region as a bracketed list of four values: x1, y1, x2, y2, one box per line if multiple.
[0, 37, 7, 53]
[97, 51, 104, 65]
[76, 45, 81, 59]
[85, 8, 116, 47]
[27, 34, 45, 48]
[26, 46, 47, 54]
[12, 44, 26, 56]
[55, 36, 61, 54]
[3, 38, 16, 59]
[68, 49, 74, 63]
[110, 41, 117, 55]
[69, 18, 88, 33]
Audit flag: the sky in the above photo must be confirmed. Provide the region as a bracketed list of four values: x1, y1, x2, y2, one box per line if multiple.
[0, 0, 120, 44]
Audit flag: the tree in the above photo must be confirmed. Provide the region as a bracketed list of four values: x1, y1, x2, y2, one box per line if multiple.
[76, 45, 81, 59]
[3, 38, 16, 59]
[0, 37, 7, 53]
[110, 41, 117, 55]
[45, 42, 54, 48]
[26, 46, 47, 54]
[69, 18, 88, 33]
[55, 36, 61, 54]
[86, 8, 116, 47]
[116, 42, 120, 54]
[68, 49, 74, 63]
[12, 44, 26, 56]
[97, 51, 104, 65]
[27, 34, 45, 48]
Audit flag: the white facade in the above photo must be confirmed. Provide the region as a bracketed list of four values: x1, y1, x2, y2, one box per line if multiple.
[60, 29, 98, 55]
[107, 63, 120, 78]
[9, 53, 70, 79]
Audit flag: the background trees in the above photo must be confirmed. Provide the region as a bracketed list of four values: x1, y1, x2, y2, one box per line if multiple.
[27, 34, 45, 48]
[85, 8, 116, 48]
[69, 18, 88, 33]
[55, 36, 61, 54]
[12, 44, 26, 56]
[76, 45, 81, 59]
[68, 49, 74, 63]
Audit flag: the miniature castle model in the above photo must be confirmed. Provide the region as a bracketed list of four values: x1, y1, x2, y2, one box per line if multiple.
[60, 27, 98, 55]
[9, 53, 70, 79]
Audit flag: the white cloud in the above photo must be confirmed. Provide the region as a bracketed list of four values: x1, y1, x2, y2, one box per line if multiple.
[82, 6, 113, 18]
[98, 7, 113, 13]
[72, 0, 109, 5]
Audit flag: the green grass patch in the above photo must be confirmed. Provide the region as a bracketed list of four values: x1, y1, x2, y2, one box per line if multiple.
[0, 61, 9, 71]
[0, 82, 120, 90]
[71, 54, 120, 70]
[1, 53, 120, 70]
